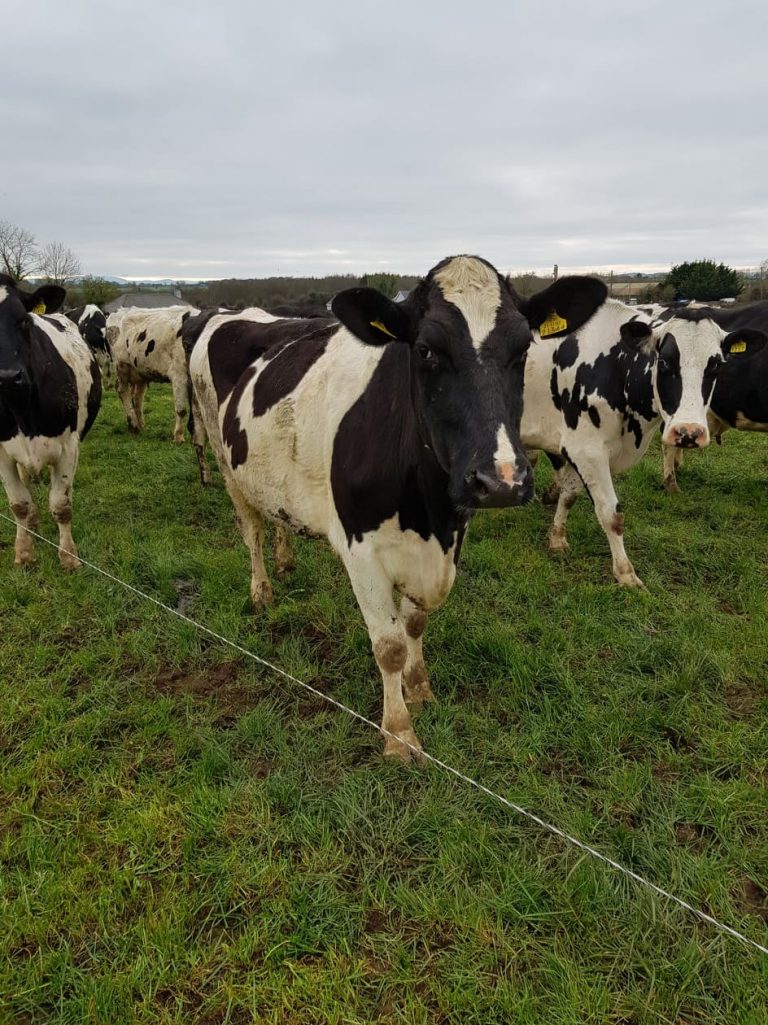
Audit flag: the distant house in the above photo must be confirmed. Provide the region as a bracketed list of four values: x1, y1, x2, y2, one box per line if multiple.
[394, 290, 409, 303]
[105, 290, 196, 314]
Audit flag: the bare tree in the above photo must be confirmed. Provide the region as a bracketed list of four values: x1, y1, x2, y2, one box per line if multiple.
[0, 220, 38, 280]
[37, 240, 82, 286]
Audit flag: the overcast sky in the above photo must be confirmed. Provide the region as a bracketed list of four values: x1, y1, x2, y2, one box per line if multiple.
[3, 0, 767, 280]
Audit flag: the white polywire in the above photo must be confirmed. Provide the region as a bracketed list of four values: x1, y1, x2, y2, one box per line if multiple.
[2, 510, 767, 958]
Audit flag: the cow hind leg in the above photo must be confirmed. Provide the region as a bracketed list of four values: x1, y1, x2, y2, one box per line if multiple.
[116, 367, 141, 433]
[345, 559, 423, 764]
[225, 478, 273, 608]
[171, 374, 188, 444]
[0, 454, 38, 566]
[547, 465, 582, 551]
[273, 525, 294, 576]
[189, 392, 212, 485]
[49, 447, 81, 571]
[132, 382, 148, 431]
[400, 595, 434, 708]
[570, 449, 644, 588]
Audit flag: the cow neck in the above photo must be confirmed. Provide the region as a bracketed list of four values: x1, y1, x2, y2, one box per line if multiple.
[331, 344, 465, 553]
[14, 327, 77, 438]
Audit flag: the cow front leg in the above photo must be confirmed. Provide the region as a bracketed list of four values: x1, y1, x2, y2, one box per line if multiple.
[115, 366, 141, 433]
[0, 454, 38, 566]
[345, 560, 423, 763]
[547, 464, 583, 551]
[49, 447, 81, 571]
[662, 445, 683, 493]
[170, 373, 188, 444]
[570, 450, 644, 588]
[400, 595, 434, 708]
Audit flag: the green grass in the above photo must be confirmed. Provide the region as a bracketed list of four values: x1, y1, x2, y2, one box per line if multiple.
[1, 385, 767, 1024]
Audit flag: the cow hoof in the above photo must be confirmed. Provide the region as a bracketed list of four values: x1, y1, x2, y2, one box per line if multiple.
[274, 556, 295, 578]
[200, 471, 212, 487]
[60, 553, 82, 572]
[128, 423, 141, 434]
[384, 729, 425, 765]
[548, 532, 569, 552]
[173, 434, 185, 445]
[250, 580, 273, 609]
[617, 571, 646, 590]
[663, 478, 680, 494]
[13, 553, 35, 568]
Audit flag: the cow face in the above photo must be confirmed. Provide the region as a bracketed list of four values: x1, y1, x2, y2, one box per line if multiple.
[0, 275, 66, 398]
[81, 306, 108, 351]
[620, 316, 768, 448]
[332, 256, 534, 509]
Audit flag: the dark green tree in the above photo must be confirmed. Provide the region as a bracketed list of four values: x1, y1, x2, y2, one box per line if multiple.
[359, 272, 400, 298]
[665, 260, 743, 301]
[80, 276, 121, 307]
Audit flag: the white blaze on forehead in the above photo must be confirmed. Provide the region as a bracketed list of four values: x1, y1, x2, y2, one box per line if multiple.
[0, 286, 9, 303]
[493, 424, 519, 483]
[433, 256, 501, 351]
[658, 317, 723, 436]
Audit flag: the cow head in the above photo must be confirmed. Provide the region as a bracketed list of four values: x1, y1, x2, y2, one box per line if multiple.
[80, 305, 108, 352]
[0, 275, 66, 398]
[332, 255, 534, 509]
[620, 314, 768, 448]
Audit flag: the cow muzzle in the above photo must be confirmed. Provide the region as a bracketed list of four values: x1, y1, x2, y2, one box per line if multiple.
[0, 368, 28, 393]
[463, 462, 534, 508]
[665, 423, 709, 449]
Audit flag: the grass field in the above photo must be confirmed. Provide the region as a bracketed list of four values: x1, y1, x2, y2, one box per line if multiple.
[1, 384, 767, 1025]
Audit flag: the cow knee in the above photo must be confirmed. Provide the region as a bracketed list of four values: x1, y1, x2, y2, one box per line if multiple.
[51, 502, 73, 525]
[374, 634, 407, 675]
[611, 509, 625, 536]
[405, 610, 427, 640]
[10, 500, 31, 522]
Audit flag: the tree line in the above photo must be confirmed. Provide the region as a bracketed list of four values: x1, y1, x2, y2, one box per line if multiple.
[3, 217, 766, 307]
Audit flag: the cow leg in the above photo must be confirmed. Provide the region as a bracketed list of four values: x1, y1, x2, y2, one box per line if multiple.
[0, 453, 38, 566]
[547, 464, 583, 551]
[273, 525, 295, 576]
[189, 392, 212, 485]
[570, 450, 644, 588]
[170, 374, 188, 444]
[542, 451, 566, 506]
[662, 446, 684, 493]
[400, 595, 434, 708]
[225, 478, 273, 607]
[132, 382, 148, 431]
[49, 447, 81, 571]
[115, 366, 141, 433]
[345, 560, 423, 763]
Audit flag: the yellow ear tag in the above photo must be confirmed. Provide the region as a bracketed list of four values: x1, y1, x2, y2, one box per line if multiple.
[540, 311, 567, 337]
[370, 319, 397, 340]
[729, 339, 747, 354]
[32, 302, 46, 315]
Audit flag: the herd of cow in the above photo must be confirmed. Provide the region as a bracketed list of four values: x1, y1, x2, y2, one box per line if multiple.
[1, 258, 766, 760]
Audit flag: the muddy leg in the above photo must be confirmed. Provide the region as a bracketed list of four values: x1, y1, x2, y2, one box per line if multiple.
[400, 595, 434, 708]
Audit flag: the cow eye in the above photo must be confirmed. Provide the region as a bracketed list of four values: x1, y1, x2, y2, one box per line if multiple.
[416, 343, 434, 362]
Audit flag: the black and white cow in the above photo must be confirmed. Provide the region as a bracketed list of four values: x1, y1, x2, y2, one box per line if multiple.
[66, 304, 111, 380]
[0, 275, 101, 570]
[190, 255, 534, 761]
[107, 305, 199, 442]
[514, 277, 765, 587]
[182, 305, 323, 485]
[657, 302, 768, 491]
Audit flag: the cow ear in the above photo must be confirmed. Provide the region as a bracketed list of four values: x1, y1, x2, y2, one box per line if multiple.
[20, 285, 66, 315]
[722, 328, 767, 360]
[331, 287, 412, 346]
[619, 319, 655, 354]
[517, 276, 608, 338]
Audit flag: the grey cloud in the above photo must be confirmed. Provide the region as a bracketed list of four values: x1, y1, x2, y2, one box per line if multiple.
[3, 0, 766, 278]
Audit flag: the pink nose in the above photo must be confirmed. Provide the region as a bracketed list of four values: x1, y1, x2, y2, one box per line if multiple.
[669, 424, 706, 449]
